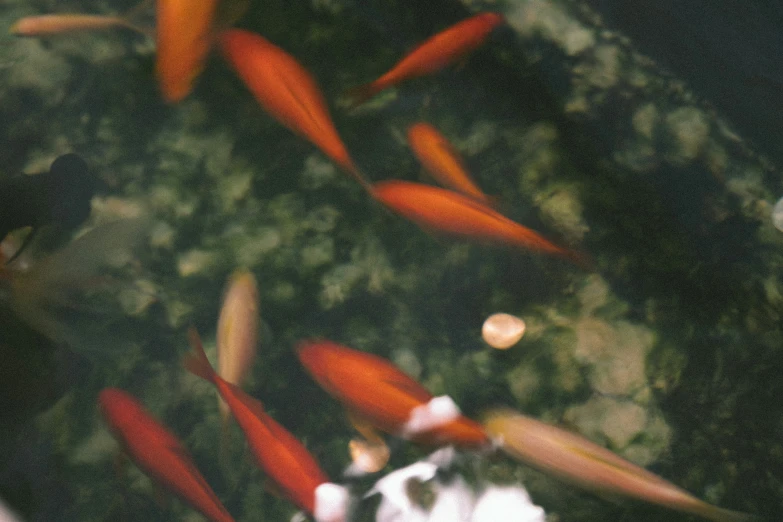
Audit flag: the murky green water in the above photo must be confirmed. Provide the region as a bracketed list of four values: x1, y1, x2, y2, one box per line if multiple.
[0, 0, 780, 521]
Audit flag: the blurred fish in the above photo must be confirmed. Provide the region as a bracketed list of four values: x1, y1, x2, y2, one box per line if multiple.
[1, 217, 150, 356]
[216, 269, 260, 423]
[156, 0, 220, 102]
[345, 12, 505, 106]
[0, 153, 98, 256]
[370, 180, 588, 267]
[483, 409, 758, 522]
[9, 1, 152, 37]
[218, 29, 370, 189]
[99, 388, 235, 522]
[183, 329, 349, 521]
[10, 14, 145, 37]
[407, 122, 494, 205]
[296, 339, 489, 448]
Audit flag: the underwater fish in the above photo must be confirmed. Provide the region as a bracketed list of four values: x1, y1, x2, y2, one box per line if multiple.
[482, 409, 758, 522]
[296, 339, 489, 448]
[0, 153, 97, 253]
[98, 388, 235, 522]
[345, 12, 504, 106]
[156, 0, 220, 102]
[1, 217, 150, 356]
[407, 122, 494, 205]
[370, 180, 587, 266]
[218, 29, 370, 189]
[9, 13, 147, 37]
[184, 329, 349, 521]
[216, 269, 260, 425]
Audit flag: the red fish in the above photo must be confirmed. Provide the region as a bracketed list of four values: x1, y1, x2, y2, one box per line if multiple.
[407, 122, 494, 205]
[296, 339, 489, 448]
[219, 29, 369, 189]
[183, 329, 348, 521]
[98, 388, 235, 522]
[156, 0, 219, 102]
[370, 180, 587, 266]
[345, 12, 504, 105]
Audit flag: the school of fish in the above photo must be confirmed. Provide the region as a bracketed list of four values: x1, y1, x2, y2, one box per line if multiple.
[0, 1, 760, 522]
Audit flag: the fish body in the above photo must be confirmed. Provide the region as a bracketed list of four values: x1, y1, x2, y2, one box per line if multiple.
[218, 29, 368, 188]
[407, 122, 492, 204]
[10, 14, 143, 37]
[184, 330, 339, 517]
[216, 269, 259, 423]
[296, 340, 489, 448]
[346, 12, 504, 105]
[98, 388, 234, 522]
[483, 410, 757, 522]
[156, 0, 219, 102]
[371, 180, 585, 266]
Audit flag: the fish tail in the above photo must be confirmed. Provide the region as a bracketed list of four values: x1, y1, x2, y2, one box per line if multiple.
[691, 502, 760, 522]
[562, 248, 594, 271]
[183, 327, 218, 384]
[343, 82, 380, 108]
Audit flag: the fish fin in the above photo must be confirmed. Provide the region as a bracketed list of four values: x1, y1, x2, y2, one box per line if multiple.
[560, 248, 594, 271]
[380, 376, 433, 402]
[183, 328, 218, 383]
[346, 410, 384, 444]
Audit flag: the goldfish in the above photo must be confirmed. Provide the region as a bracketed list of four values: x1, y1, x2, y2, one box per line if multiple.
[345, 12, 504, 105]
[370, 180, 587, 266]
[156, 0, 220, 103]
[184, 329, 349, 521]
[216, 269, 260, 425]
[218, 29, 370, 189]
[0, 153, 97, 255]
[407, 122, 494, 205]
[483, 409, 758, 522]
[9, 13, 147, 37]
[296, 339, 489, 448]
[98, 388, 235, 522]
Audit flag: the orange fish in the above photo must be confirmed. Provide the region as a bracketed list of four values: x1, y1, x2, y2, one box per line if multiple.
[483, 409, 758, 522]
[370, 180, 587, 266]
[98, 388, 235, 522]
[345, 12, 504, 105]
[9, 14, 147, 37]
[218, 29, 370, 189]
[407, 122, 494, 205]
[184, 329, 349, 520]
[296, 339, 489, 448]
[156, 0, 219, 103]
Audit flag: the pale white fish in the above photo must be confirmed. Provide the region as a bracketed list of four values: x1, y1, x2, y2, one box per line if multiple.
[216, 269, 260, 423]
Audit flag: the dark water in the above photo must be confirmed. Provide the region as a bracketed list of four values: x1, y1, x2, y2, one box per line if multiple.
[0, 0, 780, 521]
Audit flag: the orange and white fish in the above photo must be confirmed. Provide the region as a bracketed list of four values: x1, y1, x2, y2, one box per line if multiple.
[407, 122, 494, 205]
[370, 180, 587, 266]
[483, 409, 758, 522]
[216, 269, 259, 424]
[98, 388, 235, 522]
[184, 329, 349, 521]
[296, 339, 489, 448]
[156, 0, 220, 103]
[218, 29, 370, 189]
[10, 13, 147, 37]
[345, 12, 504, 105]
